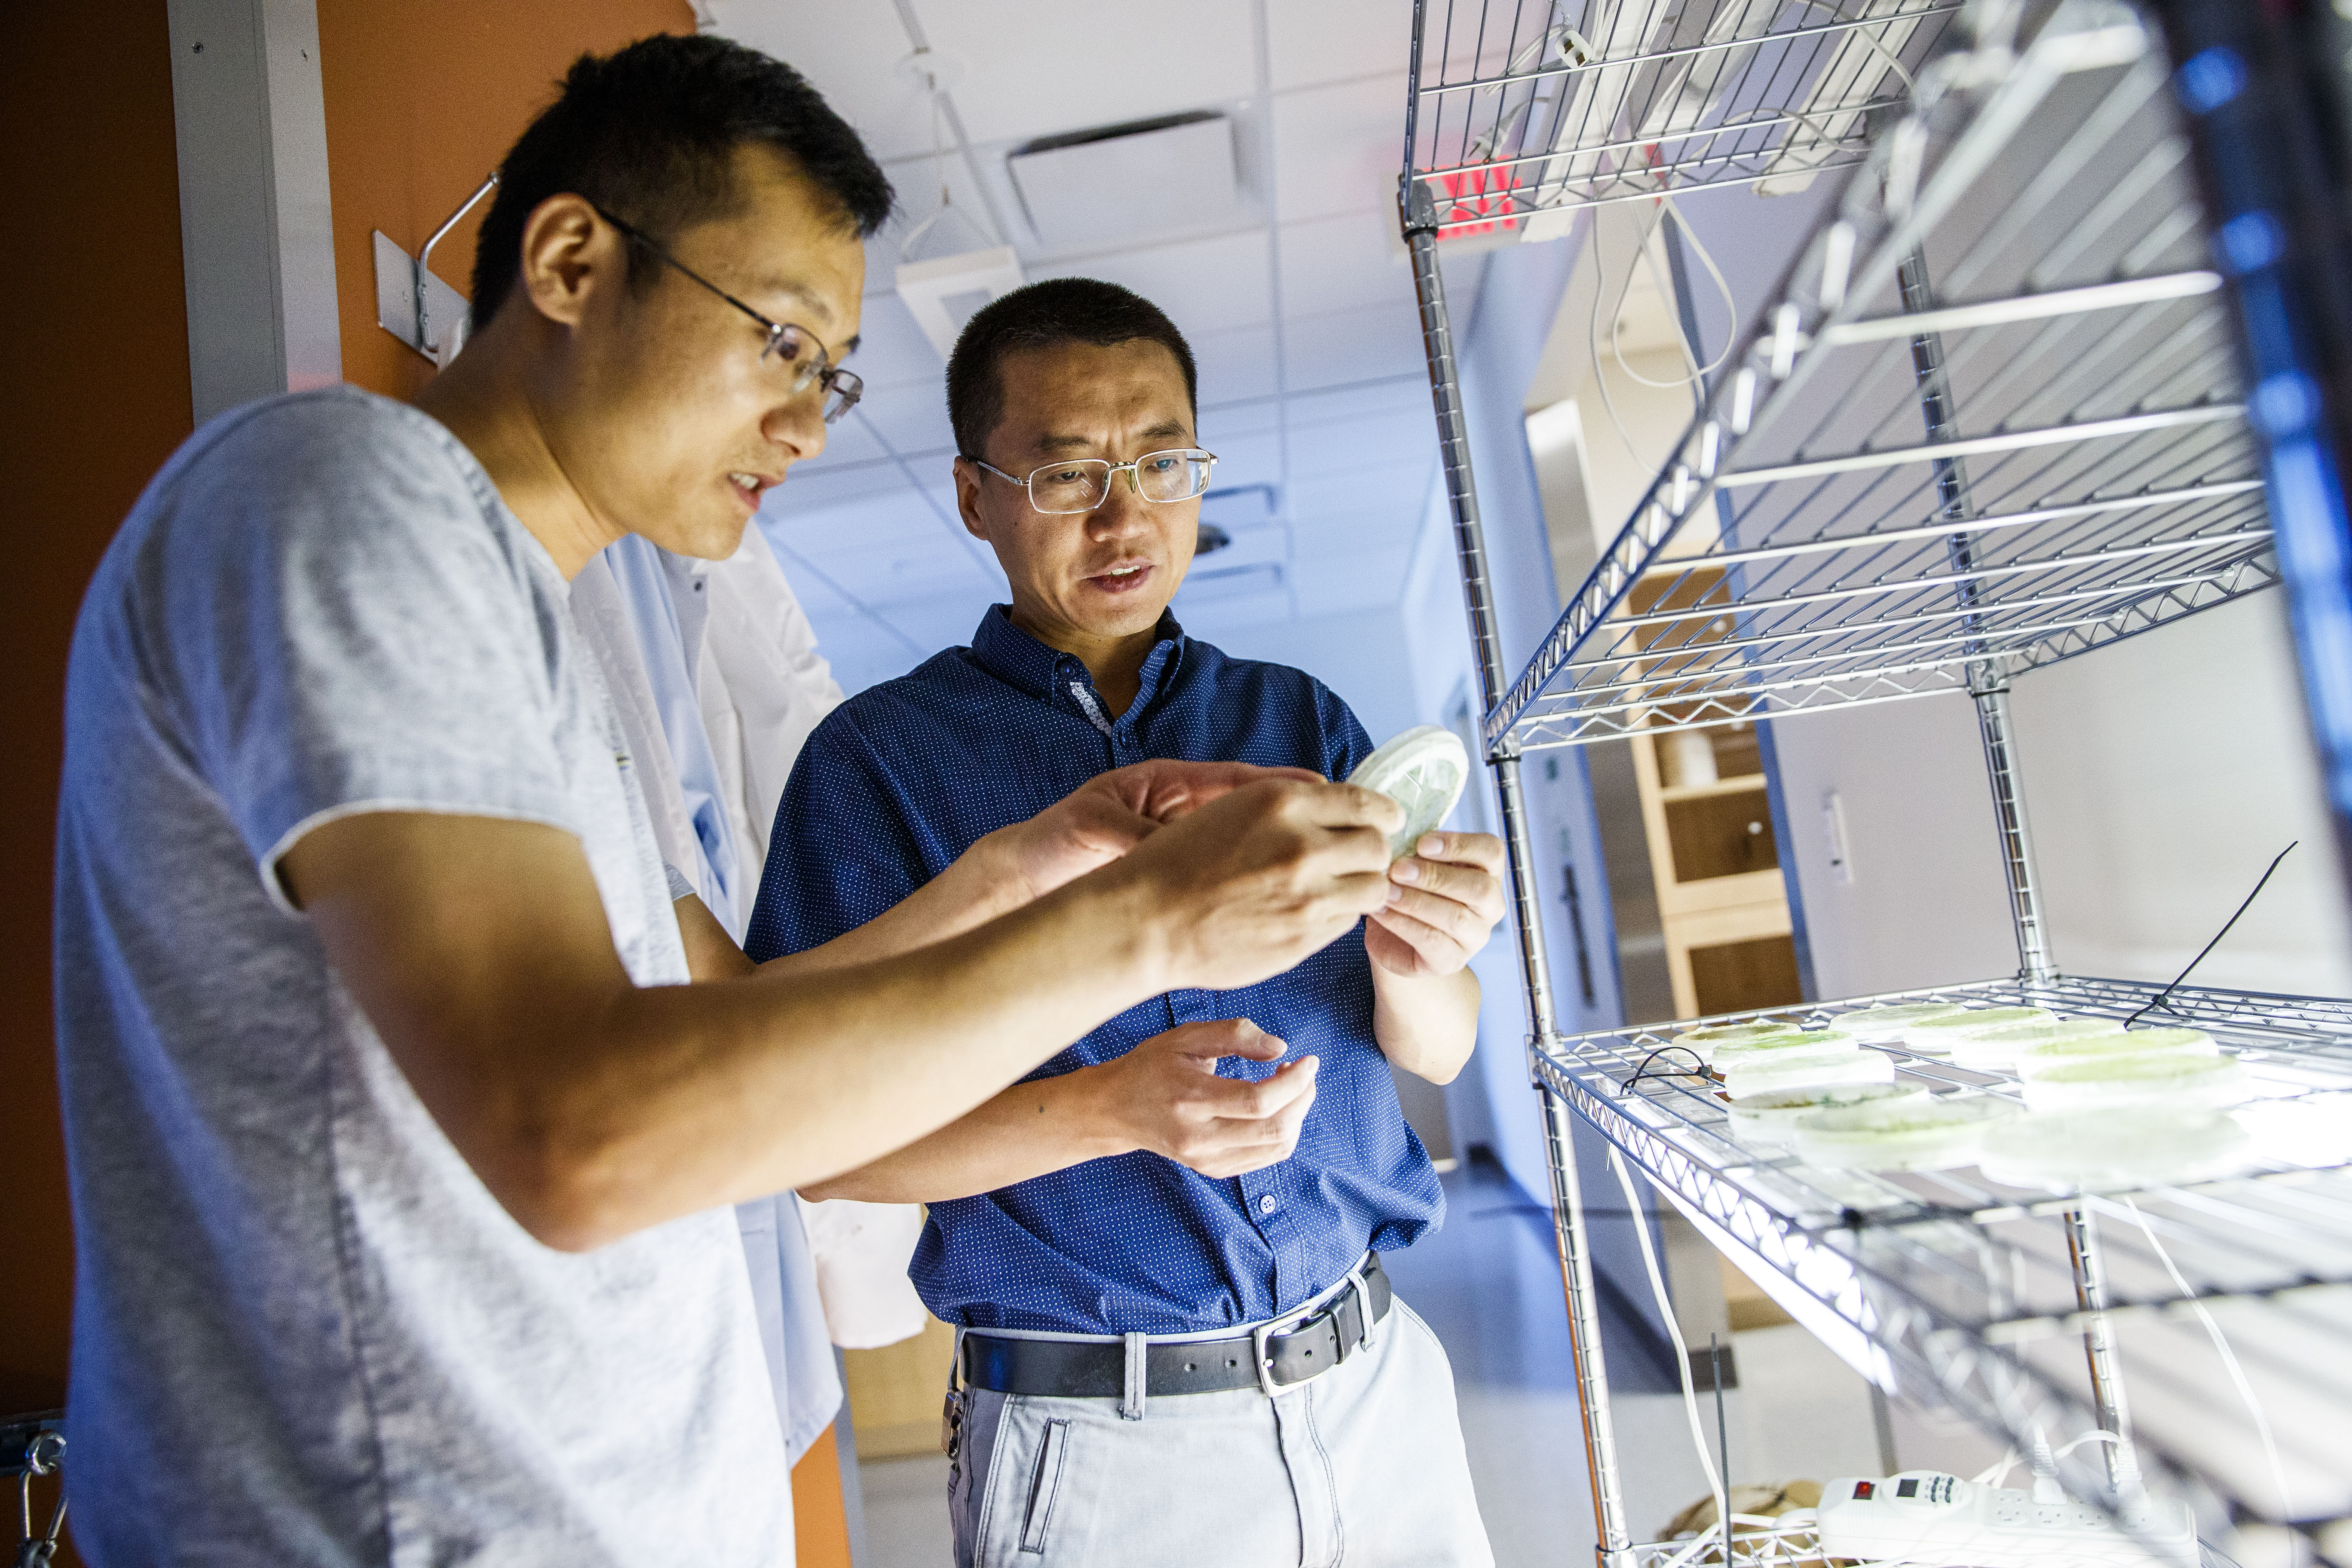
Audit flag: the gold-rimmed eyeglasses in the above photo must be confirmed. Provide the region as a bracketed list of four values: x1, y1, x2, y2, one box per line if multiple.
[970, 449, 1219, 514]
[588, 202, 864, 424]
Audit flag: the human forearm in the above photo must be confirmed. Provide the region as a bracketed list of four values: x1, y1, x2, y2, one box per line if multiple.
[291, 778, 1397, 1252]
[1370, 963, 1480, 1084]
[496, 870, 1167, 1246]
[797, 1066, 1129, 1204]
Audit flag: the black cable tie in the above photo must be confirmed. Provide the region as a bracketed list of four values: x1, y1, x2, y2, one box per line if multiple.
[2122, 841, 2297, 1031]
[1618, 1043, 1713, 1095]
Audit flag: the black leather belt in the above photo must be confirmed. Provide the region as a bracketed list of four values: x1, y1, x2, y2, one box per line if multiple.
[959, 1253, 1391, 1401]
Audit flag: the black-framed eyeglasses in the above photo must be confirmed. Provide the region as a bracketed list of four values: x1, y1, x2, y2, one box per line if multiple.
[588, 202, 864, 425]
[970, 449, 1219, 514]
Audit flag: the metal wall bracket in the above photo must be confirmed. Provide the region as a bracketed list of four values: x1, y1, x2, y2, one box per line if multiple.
[372, 172, 498, 366]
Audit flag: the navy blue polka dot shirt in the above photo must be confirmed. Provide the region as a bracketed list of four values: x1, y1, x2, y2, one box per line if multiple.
[745, 606, 1444, 1335]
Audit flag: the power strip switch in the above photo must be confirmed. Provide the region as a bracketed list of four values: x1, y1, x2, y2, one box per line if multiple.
[1815, 1471, 2198, 1568]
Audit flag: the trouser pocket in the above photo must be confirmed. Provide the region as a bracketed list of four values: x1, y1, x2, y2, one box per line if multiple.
[1018, 1417, 1071, 1555]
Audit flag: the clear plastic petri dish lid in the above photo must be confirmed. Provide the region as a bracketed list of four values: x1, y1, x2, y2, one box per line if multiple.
[1348, 724, 1470, 863]
[2012, 1026, 2216, 1081]
[1978, 1106, 2256, 1193]
[1790, 1095, 2022, 1172]
[1830, 1002, 1969, 1043]
[1675, 1020, 1807, 1064]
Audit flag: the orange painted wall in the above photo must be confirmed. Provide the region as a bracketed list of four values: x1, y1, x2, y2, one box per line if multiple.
[0, 1, 193, 1427]
[314, 9, 854, 1561]
[318, 0, 697, 400]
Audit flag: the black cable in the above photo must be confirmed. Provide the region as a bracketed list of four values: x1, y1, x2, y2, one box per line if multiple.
[2122, 842, 2297, 1030]
[1618, 1043, 1713, 1095]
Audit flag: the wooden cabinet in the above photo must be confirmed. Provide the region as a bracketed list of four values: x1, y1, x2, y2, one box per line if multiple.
[1625, 570, 1802, 1019]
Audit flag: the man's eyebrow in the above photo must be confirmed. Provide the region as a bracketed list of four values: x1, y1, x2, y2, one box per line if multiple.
[1032, 420, 1192, 453]
[750, 276, 856, 353]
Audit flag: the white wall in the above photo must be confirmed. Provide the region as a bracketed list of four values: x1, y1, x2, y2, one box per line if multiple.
[1768, 694, 2018, 999]
[2011, 593, 2352, 996]
[1770, 593, 2352, 1003]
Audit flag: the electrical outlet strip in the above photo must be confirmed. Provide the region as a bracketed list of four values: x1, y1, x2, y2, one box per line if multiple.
[1816, 1471, 2199, 1568]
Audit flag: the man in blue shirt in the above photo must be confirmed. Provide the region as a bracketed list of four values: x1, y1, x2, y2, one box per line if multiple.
[748, 279, 1505, 1566]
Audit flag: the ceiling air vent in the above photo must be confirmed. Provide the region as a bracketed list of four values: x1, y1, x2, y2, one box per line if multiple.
[1008, 112, 1243, 251]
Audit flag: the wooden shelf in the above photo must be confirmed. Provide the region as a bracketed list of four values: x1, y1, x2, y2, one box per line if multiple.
[1654, 774, 1767, 803]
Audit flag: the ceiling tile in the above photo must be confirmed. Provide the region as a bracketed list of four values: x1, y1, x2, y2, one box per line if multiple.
[1190, 323, 1281, 406]
[704, 1, 934, 162]
[767, 459, 904, 517]
[1277, 211, 1417, 315]
[1197, 396, 1283, 438]
[799, 412, 891, 469]
[1200, 431, 1282, 490]
[845, 291, 951, 392]
[1033, 229, 1274, 335]
[805, 537, 993, 604]
[1283, 377, 1430, 429]
[1287, 410, 1436, 478]
[913, 0, 1259, 146]
[1281, 299, 1429, 391]
[1265, 0, 1414, 92]
[1271, 75, 1406, 223]
[767, 483, 944, 551]
[1286, 461, 1433, 522]
[859, 389, 959, 457]
[875, 587, 998, 652]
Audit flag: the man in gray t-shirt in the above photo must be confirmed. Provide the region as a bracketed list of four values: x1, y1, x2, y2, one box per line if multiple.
[55, 38, 1399, 1565]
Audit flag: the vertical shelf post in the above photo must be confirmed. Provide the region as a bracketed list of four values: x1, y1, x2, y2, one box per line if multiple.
[1895, 250, 2056, 984]
[1400, 153, 1631, 1562]
[2061, 1206, 2136, 1494]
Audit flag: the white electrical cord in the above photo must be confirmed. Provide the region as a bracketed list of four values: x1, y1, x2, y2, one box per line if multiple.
[1607, 1146, 1729, 1530]
[2122, 1196, 2291, 1515]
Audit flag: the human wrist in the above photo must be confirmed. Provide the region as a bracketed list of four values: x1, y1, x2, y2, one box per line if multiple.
[1063, 851, 1180, 998]
[1063, 1060, 1145, 1162]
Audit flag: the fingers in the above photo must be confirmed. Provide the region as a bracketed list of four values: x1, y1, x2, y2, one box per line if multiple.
[1110, 760, 1324, 822]
[1152, 1018, 1287, 1063]
[1369, 905, 1472, 975]
[1281, 778, 1406, 836]
[1400, 830, 1505, 873]
[1387, 856, 1506, 925]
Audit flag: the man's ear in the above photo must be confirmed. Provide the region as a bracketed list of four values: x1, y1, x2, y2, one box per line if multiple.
[952, 457, 992, 543]
[515, 193, 616, 332]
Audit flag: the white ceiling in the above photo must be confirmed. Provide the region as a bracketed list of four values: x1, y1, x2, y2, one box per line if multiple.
[704, 0, 1490, 691]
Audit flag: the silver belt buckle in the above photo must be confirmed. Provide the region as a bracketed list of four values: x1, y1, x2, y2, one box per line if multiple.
[1251, 1308, 1311, 1399]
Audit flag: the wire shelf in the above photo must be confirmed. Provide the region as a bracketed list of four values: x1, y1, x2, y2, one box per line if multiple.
[1541, 972, 2352, 1536]
[1479, 3, 2275, 752]
[1405, 0, 1963, 235]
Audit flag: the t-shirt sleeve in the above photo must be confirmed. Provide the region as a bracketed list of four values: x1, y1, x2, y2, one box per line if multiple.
[150, 398, 577, 913]
[742, 707, 934, 963]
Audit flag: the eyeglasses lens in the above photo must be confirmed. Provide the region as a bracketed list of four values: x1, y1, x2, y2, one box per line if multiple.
[1027, 451, 1213, 513]
[1136, 451, 1213, 503]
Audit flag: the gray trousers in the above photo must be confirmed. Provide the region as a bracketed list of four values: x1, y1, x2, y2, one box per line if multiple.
[947, 1293, 1493, 1568]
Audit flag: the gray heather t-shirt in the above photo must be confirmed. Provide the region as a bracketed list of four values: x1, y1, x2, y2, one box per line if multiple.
[55, 388, 792, 1565]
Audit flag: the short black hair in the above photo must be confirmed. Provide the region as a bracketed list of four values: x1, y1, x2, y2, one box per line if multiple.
[470, 34, 892, 328]
[947, 279, 1200, 461]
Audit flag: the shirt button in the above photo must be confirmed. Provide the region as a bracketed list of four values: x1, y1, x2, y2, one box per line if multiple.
[1258, 1194, 1279, 1216]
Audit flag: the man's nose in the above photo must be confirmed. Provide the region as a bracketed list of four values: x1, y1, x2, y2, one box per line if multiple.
[763, 392, 827, 464]
[1087, 472, 1152, 536]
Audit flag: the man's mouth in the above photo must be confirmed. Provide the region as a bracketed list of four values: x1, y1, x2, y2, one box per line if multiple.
[727, 471, 778, 508]
[1086, 562, 1155, 594]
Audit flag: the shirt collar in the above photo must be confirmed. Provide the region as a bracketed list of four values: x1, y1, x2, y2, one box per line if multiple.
[970, 604, 1188, 717]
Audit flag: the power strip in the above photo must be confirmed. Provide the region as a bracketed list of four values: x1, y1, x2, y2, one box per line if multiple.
[1815, 1471, 2199, 1568]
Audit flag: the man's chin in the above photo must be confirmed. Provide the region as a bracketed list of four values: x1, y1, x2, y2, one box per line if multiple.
[636, 512, 752, 563]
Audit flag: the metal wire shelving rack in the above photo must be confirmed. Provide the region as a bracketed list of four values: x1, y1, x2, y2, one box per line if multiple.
[1402, 0, 2352, 1563]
